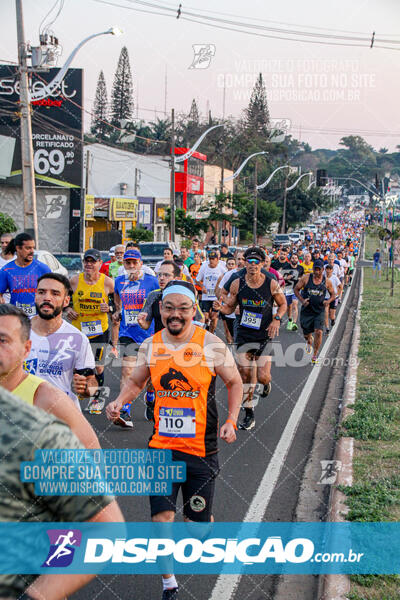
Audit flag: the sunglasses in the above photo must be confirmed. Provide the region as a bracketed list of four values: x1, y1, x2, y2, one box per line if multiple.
[246, 258, 261, 265]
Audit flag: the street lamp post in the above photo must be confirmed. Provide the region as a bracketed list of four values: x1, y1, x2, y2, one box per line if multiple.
[15, 0, 122, 247]
[281, 171, 312, 233]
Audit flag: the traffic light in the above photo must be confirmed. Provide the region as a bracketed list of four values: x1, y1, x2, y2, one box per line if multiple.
[316, 169, 327, 187]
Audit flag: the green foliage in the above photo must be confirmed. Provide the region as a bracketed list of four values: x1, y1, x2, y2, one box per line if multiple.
[0, 213, 17, 235]
[164, 208, 204, 238]
[91, 71, 109, 138]
[111, 46, 134, 126]
[232, 191, 281, 239]
[126, 226, 153, 242]
[339, 476, 400, 521]
[180, 239, 192, 249]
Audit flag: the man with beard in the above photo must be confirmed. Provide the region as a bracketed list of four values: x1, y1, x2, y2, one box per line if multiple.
[0, 232, 50, 315]
[107, 280, 242, 600]
[0, 304, 100, 449]
[26, 273, 98, 411]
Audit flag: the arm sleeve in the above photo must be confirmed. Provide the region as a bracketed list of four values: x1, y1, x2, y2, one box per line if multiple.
[141, 290, 158, 320]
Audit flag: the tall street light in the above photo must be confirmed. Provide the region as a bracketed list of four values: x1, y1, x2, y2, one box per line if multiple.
[169, 123, 223, 242]
[224, 151, 267, 245]
[16, 0, 122, 247]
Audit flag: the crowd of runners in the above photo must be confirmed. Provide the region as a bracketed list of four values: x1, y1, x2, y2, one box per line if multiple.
[0, 207, 363, 600]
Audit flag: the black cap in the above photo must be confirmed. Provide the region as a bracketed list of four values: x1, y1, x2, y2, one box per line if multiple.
[84, 248, 101, 261]
[313, 259, 325, 269]
[244, 246, 266, 261]
[208, 251, 218, 259]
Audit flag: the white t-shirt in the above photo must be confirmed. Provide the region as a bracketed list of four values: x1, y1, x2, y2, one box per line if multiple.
[118, 264, 156, 277]
[325, 274, 341, 299]
[217, 269, 237, 318]
[324, 263, 340, 278]
[196, 261, 227, 300]
[338, 258, 347, 278]
[25, 320, 95, 411]
[0, 255, 15, 302]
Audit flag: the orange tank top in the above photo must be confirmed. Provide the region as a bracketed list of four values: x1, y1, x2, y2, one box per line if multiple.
[149, 326, 217, 457]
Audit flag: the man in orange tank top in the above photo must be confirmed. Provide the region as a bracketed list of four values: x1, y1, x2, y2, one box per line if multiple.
[107, 280, 242, 600]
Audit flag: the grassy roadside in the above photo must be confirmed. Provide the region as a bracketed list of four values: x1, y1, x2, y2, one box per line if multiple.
[340, 233, 400, 600]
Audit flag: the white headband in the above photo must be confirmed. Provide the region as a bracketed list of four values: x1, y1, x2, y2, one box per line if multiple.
[162, 285, 196, 303]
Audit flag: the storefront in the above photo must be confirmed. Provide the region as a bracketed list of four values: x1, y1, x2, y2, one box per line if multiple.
[84, 196, 138, 250]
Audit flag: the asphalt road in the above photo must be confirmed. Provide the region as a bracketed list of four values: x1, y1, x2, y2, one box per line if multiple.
[73, 281, 356, 600]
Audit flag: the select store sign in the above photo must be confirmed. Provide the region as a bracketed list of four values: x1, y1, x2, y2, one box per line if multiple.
[109, 198, 138, 221]
[0, 65, 83, 188]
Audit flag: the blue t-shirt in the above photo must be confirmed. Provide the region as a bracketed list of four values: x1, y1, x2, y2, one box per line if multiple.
[0, 259, 51, 315]
[115, 273, 159, 343]
[373, 252, 380, 263]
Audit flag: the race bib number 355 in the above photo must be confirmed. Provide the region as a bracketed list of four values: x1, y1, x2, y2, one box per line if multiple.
[240, 309, 262, 330]
[159, 407, 196, 438]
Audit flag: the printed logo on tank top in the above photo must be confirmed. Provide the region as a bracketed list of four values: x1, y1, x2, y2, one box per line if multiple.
[157, 367, 200, 399]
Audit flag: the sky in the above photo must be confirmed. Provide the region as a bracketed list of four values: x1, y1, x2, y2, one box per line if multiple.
[1, 0, 400, 152]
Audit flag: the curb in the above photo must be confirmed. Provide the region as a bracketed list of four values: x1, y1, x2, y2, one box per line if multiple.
[320, 266, 363, 600]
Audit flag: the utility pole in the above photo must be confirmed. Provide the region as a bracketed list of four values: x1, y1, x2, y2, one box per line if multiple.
[253, 158, 258, 245]
[169, 108, 176, 242]
[16, 0, 39, 247]
[281, 171, 289, 233]
[391, 203, 395, 297]
[218, 140, 225, 245]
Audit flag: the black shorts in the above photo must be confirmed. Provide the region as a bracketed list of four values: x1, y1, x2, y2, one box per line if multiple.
[118, 336, 140, 357]
[329, 298, 338, 310]
[222, 316, 235, 337]
[200, 300, 216, 314]
[300, 309, 325, 335]
[236, 337, 271, 358]
[89, 330, 109, 365]
[149, 450, 220, 522]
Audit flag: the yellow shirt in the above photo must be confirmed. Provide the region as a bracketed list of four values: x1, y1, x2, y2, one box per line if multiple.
[71, 273, 109, 338]
[12, 373, 44, 406]
[301, 261, 314, 274]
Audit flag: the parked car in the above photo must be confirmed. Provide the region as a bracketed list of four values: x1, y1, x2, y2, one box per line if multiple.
[293, 230, 305, 241]
[34, 250, 68, 277]
[53, 253, 83, 278]
[288, 233, 301, 243]
[139, 242, 179, 269]
[272, 234, 291, 248]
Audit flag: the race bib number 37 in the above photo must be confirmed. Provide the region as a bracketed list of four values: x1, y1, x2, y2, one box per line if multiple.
[240, 309, 262, 330]
[159, 407, 196, 438]
[125, 310, 139, 326]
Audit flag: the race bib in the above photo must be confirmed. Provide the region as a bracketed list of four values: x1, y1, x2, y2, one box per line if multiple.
[16, 302, 36, 317]
[124, 310, 139, 326]
[158, 407, 196, 438]
[240, 309, 262, 330]
[81, 320, 103, 337]
[206, 287, 215, 297]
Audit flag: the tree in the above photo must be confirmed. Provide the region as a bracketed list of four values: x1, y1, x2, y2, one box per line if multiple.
[243, 73, 270, 139]
[164, 208, 204, 238]
[0, 213, 17, 235]
[126, 226, 153, 242]
[111, 46, 134, 126]
[232, 192, 281, 240]
[91, 71, 109, 138]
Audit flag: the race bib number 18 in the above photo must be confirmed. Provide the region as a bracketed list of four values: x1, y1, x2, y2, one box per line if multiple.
[81, 320, 103, 337]
[159, 407, 196, 438]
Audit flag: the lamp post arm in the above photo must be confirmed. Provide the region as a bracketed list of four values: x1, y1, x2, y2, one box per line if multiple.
[257, 164, 290, 190]
[174, 124, 224, 163]
[223, 151, 267, 183]
[286, 171, 312, 192]
[30, 30, 115, 101]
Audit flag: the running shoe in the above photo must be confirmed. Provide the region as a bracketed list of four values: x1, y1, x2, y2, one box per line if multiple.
[261, 382, 272, 397]
[162, 588, 179, 600]
[306, 337, 313, 354]
[286, 321, 293, 331]
[86, 398, 102, 415]
[311, 355, 318, 365]
[145, 401, 155, 422]
[326, 328, 330, 335]
[291, 322, 298, 332]
[238, 412, 255, 431]
[113, 410, 133, 429]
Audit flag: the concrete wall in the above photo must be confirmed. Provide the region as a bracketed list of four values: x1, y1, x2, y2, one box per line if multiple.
[0, 186, 70, 252]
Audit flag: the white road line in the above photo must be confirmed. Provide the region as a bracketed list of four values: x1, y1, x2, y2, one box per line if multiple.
[210, 277, 355, 600]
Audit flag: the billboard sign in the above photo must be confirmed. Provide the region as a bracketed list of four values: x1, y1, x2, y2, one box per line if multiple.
[0, 65, 83, 188]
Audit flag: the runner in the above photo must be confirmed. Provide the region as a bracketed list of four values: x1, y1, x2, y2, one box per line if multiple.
[219, 243, 234, 262]
[0, 304, 100, 449]
[215, 256, 237, 344]
[324, 264, 342, 334]
[108, 244, 125, 279]
[65, 248, 114, 412]
[180, 246, 194, 269]
[100, 246, 115, 276]
[189, 251, 204, 298]
[112, 248, 158, 428]
[0, 232, 14, 268]
[300, 251, 314, 274]
[0, 232, 51, 316]
[106, 280, 242, 600]
[26, 273, 98, 411]
[196, 250, 227, 332]
[372, 248, 381, 280]
[214, 246, 287, 431]
[294, 259, 335, 364]
[120, 242, 157, 277]
[155, 247, 175, 273]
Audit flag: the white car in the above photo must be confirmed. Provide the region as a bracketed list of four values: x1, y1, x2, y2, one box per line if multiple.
[34, 250, 68, 277]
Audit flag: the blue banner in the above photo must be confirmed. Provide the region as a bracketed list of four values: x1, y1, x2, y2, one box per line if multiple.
[0, 522, 400, 574]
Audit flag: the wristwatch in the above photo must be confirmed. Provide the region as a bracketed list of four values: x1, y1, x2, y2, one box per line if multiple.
[274, 314, 282, 321]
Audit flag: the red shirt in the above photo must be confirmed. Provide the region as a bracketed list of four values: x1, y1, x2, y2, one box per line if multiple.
[100, 260, 111, 276]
